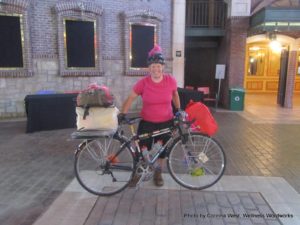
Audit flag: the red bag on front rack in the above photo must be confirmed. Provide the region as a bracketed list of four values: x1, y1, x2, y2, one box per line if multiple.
[185, 100, 218, 136]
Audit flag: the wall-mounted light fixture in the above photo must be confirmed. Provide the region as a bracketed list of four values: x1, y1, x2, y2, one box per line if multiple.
[268, 32, 282, 53]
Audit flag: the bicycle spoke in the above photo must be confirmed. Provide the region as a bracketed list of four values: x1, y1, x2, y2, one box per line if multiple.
[168, 133, 225, 190]
[86, 145, 101, 163]
[201, 165, 215, 175]
[75, 138, 135, 196]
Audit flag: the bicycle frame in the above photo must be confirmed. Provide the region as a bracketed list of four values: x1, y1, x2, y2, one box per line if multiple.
[113, 119, 186, 167]
[74, 117, 190, 176]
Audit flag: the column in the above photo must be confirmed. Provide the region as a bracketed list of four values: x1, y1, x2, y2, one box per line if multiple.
[172, 0, 186, 88]
[227, 17, 249, 88]
[284, 40, 299, 108]
[219, 0, 251, 108]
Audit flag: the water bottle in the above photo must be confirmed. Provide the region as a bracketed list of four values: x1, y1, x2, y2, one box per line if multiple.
[141, 147, 150, 162]
[150, 140, 163, 160]
[149, 141, 162, 170]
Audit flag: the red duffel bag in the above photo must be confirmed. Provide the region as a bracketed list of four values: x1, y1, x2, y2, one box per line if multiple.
[185, 100, 218, 136]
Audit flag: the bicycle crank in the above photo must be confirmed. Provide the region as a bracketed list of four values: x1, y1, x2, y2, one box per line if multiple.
[135, 162, 154, 182]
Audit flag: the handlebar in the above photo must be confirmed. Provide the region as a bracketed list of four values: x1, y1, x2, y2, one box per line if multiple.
[174, 116, 195, 126]
[118, 116, 141, 125]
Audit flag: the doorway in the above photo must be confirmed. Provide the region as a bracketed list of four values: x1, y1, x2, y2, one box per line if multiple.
[245, 34, 300, 109]
[184, 42, 218, 92]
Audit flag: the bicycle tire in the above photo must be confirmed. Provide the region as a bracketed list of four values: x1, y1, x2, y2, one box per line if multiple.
[74, 136, 135, 196]
[167, 132, 225, 190]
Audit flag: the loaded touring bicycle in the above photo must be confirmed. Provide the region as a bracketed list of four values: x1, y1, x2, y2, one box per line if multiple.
[71, 107, 226, 196]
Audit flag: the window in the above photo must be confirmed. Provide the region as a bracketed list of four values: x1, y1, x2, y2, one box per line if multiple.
[247, 46, 266, 76]
[64, 19, 96, 68]
[247, 42, 286, 77]
[0, 0, 32, 77]
[55, 2, 103, 76]
[130, 24, 155, 68]
[123, 9, 164, 76]
[0, 15, 23, 68]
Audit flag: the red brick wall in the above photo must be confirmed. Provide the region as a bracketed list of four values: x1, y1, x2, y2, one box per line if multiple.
[217, 17, 249, 108]
[0, 0, 173, 118]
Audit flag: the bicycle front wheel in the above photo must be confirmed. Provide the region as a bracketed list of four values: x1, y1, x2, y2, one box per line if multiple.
[167, 133, 225, 190]
[74, 137, 135, 196]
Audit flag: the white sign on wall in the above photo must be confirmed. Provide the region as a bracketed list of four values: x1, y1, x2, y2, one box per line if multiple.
[215, 64, 226, 79]
[226, 0, 251, 17]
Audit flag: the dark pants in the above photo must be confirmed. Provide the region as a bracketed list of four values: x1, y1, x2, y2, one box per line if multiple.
[137, 120, 173, 159]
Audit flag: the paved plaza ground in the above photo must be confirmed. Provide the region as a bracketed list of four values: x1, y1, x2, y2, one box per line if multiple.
[0, 100, 300, 225]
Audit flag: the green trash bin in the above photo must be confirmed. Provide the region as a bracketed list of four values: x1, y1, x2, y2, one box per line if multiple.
[229, 88, 245, 111]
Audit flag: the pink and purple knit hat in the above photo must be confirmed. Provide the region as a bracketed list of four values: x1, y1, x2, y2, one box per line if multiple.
[147, 44, 165, 65]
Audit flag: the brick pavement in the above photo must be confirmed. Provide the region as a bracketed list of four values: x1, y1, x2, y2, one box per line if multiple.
[84, 189, 282, 225]
[33, 174, 299, 225]
[0, 121, 77, 225]
[0, 111, 300, 225]
[214, 113, 300, 193]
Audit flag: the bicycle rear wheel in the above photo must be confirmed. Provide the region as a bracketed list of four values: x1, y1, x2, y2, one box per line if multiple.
[167, 133, 225, 190]
[74, 137, 135, 196]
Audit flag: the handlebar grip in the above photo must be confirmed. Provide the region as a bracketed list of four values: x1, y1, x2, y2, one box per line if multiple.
[118, 115, 141, 125]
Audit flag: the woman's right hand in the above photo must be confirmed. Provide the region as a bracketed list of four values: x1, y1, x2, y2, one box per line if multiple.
[117, 113, 127, 123]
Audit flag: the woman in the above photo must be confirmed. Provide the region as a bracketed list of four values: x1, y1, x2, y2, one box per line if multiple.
[120, 44, 181, 186]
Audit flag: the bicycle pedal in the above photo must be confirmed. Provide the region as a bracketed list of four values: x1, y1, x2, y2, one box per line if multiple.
[136, 179, 144, 189]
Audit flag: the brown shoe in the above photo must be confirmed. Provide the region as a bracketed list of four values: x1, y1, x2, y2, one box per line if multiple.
[153, 170, 164, 187]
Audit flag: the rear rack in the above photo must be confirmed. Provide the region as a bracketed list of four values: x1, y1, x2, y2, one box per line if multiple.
[71, 129, 116, 139]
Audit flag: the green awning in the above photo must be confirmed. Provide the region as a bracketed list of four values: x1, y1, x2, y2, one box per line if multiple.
[250, 7, 300, 33]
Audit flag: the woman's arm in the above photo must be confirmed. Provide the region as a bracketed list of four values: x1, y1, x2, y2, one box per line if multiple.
[121, 91, 138, 113]
[172, 90, 181, 110]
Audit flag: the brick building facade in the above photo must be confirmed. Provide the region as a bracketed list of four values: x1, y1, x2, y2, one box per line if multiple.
[0, 0, 174, 118]
[1, 0, 299, 118]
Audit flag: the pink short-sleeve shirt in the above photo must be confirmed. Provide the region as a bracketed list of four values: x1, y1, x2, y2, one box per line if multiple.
[133, 74, 177, 123]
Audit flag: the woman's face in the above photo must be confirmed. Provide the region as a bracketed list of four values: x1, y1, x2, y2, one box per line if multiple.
[149, 63, 164, 78]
